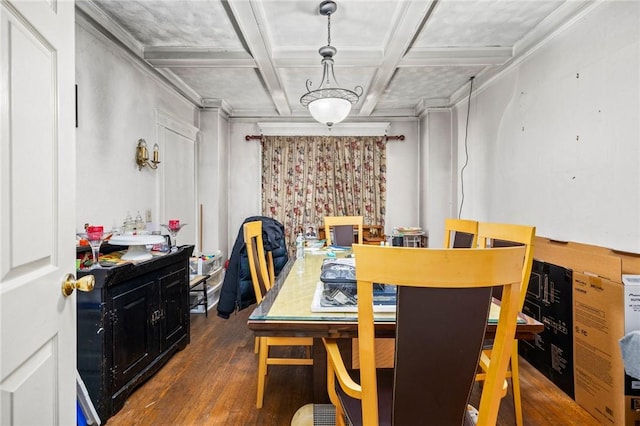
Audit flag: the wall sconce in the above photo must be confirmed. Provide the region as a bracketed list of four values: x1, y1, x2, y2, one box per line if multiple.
[135, 139, 160, 171]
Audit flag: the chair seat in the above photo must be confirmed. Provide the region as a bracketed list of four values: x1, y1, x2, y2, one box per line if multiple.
[336, 369, 476, 426]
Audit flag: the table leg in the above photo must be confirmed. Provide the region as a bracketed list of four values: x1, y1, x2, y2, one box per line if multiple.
[203, 278, 208, 318]
[312, 338, 329, 403]
[312, 337, 352, 404]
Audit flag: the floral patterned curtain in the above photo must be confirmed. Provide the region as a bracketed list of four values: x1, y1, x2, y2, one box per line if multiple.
[261, 135, 386, 253]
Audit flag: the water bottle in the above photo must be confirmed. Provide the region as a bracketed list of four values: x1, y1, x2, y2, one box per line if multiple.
[296, 232, 305, 274]
[296, 232, 305, 259]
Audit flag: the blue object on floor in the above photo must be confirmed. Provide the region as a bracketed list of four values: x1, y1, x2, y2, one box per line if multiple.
[77, 400, 87, 426]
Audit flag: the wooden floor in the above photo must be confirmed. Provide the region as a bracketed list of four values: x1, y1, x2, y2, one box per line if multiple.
[107, 308, 600, 426]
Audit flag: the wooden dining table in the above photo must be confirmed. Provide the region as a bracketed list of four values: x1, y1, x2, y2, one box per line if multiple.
[247, 250, 544, 403]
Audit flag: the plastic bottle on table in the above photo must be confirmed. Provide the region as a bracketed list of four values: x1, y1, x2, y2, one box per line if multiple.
[296, 232, 305, 274]
[296, 232, 305, 259]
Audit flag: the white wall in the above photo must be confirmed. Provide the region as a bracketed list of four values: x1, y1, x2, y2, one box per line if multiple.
[452, 1, 640, 252]
[75, 19, 198, 233]
[420, 109, 453, 247]
[198, 109, 230, 258]
[227, 119, 420, 250]
[227, 121, 267, 251]
[384, 120, 421, 236]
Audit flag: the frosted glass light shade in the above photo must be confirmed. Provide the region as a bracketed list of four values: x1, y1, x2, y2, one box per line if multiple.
[308, 97, 352, 127]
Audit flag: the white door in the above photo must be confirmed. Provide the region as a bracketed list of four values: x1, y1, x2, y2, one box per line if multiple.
[0, 1, 77, 425]
[157, 111, 199, 248]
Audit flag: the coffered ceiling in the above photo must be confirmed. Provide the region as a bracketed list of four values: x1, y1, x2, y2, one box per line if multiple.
[76, 0, 592, 120]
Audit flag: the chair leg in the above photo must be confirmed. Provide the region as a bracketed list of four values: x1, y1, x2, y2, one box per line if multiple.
[511, 341, 523, 426]
[256, 337, 268, 408]
[335, 405, 346, 426]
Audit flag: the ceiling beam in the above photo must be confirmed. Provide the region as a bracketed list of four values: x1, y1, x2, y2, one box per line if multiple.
[400, 47, 513, 67]
[272, 48, 384, 68]
[226, 0, 291, 116]
[358, 0, 438, 117]
[144, 47, 256, 68]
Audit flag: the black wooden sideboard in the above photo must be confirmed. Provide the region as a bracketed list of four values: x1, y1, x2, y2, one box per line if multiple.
[77, 245, 193, 423]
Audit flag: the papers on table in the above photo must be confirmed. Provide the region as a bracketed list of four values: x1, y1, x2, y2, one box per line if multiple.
[310, 282, 397, 313]
[310, 282, 525, 323]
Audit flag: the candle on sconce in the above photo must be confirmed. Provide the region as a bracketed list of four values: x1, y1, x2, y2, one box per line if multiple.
[153, 144, 159, 163]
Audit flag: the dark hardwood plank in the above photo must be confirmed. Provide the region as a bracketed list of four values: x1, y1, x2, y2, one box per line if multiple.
[106, 308, 599, 425]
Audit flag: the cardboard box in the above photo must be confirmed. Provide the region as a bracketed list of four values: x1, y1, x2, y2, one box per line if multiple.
[573, 272, 640, 425]
[573, 272, 624, 424]
[520, 260, 574, 397]
[535, 237, 640, 425]
[622, 275, 640, 424]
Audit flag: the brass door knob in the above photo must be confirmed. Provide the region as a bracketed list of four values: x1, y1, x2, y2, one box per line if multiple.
[61, 273, 95, 297]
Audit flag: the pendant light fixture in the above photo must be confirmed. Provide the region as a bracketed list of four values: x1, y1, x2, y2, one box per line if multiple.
[300, 1, 363, 127]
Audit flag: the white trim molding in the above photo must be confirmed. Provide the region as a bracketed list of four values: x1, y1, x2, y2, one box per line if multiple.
[257, 122, 390, 137]
[155, 109, 199, 140]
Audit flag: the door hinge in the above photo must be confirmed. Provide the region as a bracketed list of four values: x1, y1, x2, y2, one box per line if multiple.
[110, 365, 118, 382]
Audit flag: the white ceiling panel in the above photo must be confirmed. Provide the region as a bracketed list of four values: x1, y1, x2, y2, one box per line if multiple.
[94, 0, 243, 48]
[415, 1, 565, 47]
[170, 67, 275, 110]
[378, 66, 484, 110]
[81, 0, 590, 120]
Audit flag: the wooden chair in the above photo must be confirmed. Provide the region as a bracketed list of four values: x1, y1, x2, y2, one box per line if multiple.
[443, 218, 479, 248]
[475, 221, 536, 426]
[323, 216, 364, 246]
[253, 250, 275, 354]
[243, 221, 313, 408]
[352, 218, 479, 371]
[324, 244, 527, 425]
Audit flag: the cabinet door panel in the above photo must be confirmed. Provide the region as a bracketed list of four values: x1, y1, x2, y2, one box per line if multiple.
[111, 279, 158, 390]
[160, 268, 188, 350]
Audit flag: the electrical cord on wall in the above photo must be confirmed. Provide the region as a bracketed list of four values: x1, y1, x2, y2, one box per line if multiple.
[458, 76, 475, 219]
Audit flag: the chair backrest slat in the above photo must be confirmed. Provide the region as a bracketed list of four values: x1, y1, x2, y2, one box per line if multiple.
[243, 221, 274, 303]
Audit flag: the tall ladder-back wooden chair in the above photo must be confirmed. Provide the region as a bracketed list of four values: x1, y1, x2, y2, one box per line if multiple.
[443, 218, 479, 248]
[243, 221, 313, 408]
[323, 244, 527, 425]
[323, 216, 364, 247]
[252, 250, 274, 354]
[475, 221, 536, 426]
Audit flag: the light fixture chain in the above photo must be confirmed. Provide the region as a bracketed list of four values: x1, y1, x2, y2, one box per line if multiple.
[327, 13, 331, 46]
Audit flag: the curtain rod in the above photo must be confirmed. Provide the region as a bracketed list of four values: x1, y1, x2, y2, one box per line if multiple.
[245, 134, 405, 141]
